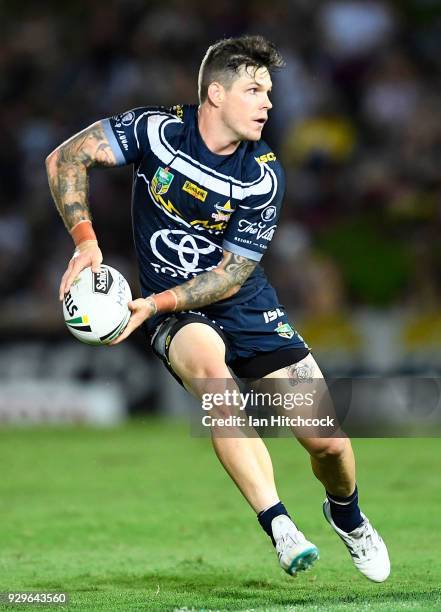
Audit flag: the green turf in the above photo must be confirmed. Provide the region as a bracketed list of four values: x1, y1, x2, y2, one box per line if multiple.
[0, 421, 440, 611]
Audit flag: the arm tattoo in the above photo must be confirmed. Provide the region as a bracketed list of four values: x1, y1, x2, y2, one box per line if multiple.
[46, 122, 117, 231]
[173, 252, 257, 311]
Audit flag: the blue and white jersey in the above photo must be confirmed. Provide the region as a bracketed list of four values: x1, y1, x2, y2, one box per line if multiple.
[101, 104, 285, 307]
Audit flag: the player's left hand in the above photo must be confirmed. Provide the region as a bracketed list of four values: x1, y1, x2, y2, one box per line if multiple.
[109, 297, 156, 345]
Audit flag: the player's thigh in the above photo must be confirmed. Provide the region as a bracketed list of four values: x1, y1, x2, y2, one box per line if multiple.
[168, 322, 232, 399]
[260, 353, 325, 401]
[261, 353, 344, 451]
[263, 352, 324, 382]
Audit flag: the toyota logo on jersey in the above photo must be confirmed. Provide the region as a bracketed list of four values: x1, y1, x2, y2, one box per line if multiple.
[150, 229, 222, 273]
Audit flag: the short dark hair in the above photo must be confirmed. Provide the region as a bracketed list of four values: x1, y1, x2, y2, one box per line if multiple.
[198, 35, 284, 103]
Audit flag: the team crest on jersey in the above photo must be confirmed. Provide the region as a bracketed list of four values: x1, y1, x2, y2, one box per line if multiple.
[151, 166, 174, 196]
[211, 200, 235, 222]
[275, 322, 294, 339]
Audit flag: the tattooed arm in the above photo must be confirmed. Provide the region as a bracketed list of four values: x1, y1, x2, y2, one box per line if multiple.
[46, 121, 117, 230]
[111, 250, 258, 345]
[173, 250, 257, 310]
[45, 122, 118, 298]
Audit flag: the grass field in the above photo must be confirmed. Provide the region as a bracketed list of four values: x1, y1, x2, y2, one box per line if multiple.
[0, 420, 440, 611]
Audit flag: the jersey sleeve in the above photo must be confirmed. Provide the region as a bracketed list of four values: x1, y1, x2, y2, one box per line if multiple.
[100, 106, 181, 166]
[222, 161, 285, 262]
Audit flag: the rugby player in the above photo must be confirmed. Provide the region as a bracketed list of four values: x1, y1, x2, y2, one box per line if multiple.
[46, 35, 390, 581]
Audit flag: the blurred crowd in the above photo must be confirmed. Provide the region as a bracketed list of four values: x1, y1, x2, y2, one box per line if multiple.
[1, 0, 440, 331]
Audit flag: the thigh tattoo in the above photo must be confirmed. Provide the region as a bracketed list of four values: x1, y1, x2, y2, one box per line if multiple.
[286, 359, 314, 387]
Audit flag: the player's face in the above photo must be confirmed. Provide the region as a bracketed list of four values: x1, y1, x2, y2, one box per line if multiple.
[221, 66, 273, 142]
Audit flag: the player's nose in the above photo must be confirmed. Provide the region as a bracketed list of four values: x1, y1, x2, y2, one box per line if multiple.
[263, 94, 272, 110]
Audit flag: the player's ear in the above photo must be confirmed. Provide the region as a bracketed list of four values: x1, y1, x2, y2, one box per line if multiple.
[207, 82, 224, 107]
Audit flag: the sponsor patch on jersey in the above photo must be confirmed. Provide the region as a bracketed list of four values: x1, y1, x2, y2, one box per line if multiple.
[121, 111, 135, 126]
[182, 180, 208, 202]
[255, 152, 277, 164]
[237, 220, 277, 241]
[274, 322, 294, 339]
[152, 166, 174, 196]
[261, 205, 277, 222]
[150, 228, 222, 275]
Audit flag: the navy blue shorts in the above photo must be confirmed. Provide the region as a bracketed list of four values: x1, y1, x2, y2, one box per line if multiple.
[150, 284, 309, 383]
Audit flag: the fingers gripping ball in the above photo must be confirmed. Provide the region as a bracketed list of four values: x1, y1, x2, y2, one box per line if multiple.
[63, 265, 132, 346]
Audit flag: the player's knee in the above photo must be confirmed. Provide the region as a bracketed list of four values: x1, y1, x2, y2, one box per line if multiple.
[311, 438, 348, 460]
[177, 359, 232, 402]
[185, 360, 228, 380]
[206, 358, 229, 378]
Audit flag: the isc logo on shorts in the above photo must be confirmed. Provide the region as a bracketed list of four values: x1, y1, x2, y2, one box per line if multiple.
[263, 308, 284, 323]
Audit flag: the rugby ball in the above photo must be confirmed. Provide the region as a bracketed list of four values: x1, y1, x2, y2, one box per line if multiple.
[63, 265, 132, 346]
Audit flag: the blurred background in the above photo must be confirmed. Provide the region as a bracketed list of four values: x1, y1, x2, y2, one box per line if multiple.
[0, 0, 440, 423]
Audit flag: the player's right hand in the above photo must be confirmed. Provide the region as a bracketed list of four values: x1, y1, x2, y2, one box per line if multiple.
[59, 240, 103, 301]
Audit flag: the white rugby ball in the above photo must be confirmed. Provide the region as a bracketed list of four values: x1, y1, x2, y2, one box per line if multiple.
[63, 265, 132, 346]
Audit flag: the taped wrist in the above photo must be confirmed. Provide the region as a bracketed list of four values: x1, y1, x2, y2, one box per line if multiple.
[152, 290, 178, 314]
[70, 220, 97, 246]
